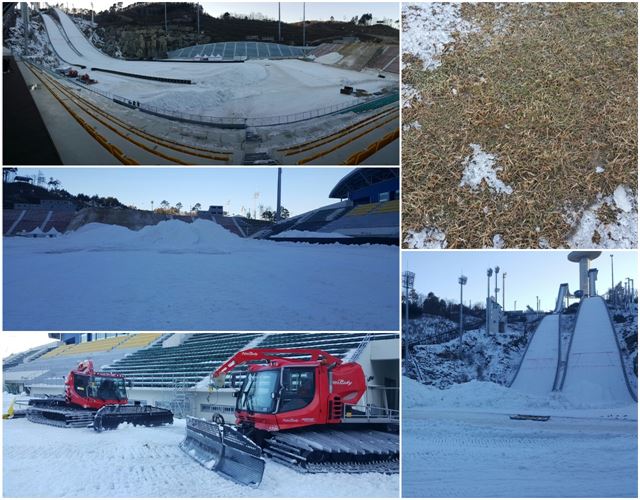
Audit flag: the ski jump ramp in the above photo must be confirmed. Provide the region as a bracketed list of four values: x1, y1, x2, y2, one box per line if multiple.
[561, 296, 636, 405]
[510, 314, 560, 396]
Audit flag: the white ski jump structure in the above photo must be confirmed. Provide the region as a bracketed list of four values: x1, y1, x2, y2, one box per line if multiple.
[510, 283, 636, 405]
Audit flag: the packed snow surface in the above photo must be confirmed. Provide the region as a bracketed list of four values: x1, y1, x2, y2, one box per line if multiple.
[567, 185, 637, 248]
[3, 219, 398, 330]
[459, 144, 513, 195]
[402, 3, 477, 70]
[41, 9, 396, 119]
[403, 377, 637, 497]
[2, 414, 398, 498]
[315, 52, 343, 65]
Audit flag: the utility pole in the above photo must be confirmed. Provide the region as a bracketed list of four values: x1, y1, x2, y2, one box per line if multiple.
[275, 168, 282, 222]
[458, 275, 467, 351]
[302, 2, 306, 46]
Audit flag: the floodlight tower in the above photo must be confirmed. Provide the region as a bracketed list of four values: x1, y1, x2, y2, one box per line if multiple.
[458, 275, 467, 351]
[402, 270, 415, 366]
[278, 2, 281, 42]
[568, 251, 602, 297]
[164, 2, 168, 33]
[494, 266, 500, 303]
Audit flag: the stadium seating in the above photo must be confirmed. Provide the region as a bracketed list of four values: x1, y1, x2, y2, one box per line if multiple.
[4, 208, 75, 235]
[115, 333, 163, 350]
[167, 42, 308, 60]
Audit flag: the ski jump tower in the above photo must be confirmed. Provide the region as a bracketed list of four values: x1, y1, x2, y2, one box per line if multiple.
[568, 251, 601, 297]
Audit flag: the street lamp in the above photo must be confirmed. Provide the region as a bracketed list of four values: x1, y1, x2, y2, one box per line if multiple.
[458, 275, 467, 351]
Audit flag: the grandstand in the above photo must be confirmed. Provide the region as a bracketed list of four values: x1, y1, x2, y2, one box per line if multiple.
[310, 43, 399, 74]
[167, 41, 310, 60]
[4, 332, 399, 420]
[264, 167, 399, 243]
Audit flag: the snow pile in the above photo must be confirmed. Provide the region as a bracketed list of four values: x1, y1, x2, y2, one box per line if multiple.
[459, 144, 513, 195]
[567, 185, 637, 248]
[271, 230, 352, 239]
[402, 3, 478, 70]
[315, 52, 343, 65]
[4, 219, 398, 330]
[491, 234, 505, 248]
[404, 227, 447, 249]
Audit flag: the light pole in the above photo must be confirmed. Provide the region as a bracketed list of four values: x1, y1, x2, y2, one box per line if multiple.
[302, 2, 306, 46]
[402, 271, 415, 368]
[486, 268, 493, 334]
[502, 272, 507, 310]
[164, 2, 168, 33]
[275, 168, 282, 222]
[278, 2, 281, 42]
[494, 266, 500, 303]
[458, 275, 467, 351]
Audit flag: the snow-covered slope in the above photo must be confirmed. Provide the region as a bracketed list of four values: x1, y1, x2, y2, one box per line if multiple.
[562, 296, 636, 405]
[510, 314, 559, 395]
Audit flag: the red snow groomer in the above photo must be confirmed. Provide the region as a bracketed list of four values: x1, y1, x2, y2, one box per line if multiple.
[180, 348, 399, 487]
[78, 73, 97, 84]
[26, 360, 173, 432]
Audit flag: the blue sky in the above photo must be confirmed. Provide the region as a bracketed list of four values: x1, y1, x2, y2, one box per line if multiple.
[403, 251, 638, 312]
[84, 2, 399, 23]
[14, 168, 353, 217]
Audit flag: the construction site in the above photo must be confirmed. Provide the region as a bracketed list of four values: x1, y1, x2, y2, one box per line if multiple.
[3, 3, 399, 165]
[402, 250, 637, 497]
[3, 332, 400, 497]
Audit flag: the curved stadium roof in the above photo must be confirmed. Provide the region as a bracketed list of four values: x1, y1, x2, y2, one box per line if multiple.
[167, 41, 310, 60]
[329, 168, 399, 199]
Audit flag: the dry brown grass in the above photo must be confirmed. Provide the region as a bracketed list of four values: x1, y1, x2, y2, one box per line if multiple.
[402, 2, 637, 248]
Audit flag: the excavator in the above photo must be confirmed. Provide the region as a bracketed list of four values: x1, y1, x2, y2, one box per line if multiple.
[26, 360, 173, 432]
[180, 348, 399, 487]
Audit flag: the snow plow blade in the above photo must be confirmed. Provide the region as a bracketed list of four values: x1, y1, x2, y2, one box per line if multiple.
[93, 403, 174, 432]
[180, 416, 265, 488]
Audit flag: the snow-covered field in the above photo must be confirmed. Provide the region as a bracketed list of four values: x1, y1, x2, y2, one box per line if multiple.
[41, 8, 396, 119]
[403, 377, 638, 497]
[2, 412, 398, 498]
[3, 220, 399, 330]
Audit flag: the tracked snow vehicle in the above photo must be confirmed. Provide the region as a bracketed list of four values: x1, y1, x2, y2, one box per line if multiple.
[26, 360, 173, 432]
[181, 348, 399, 487]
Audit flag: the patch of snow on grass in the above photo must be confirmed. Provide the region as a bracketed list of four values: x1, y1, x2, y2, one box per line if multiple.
[459, 144, 513, 195]
[315, 52, 343, 65]
[492, 234, 505, 248]
[405, 228, 448, 249]
[567, 185, 637, 248]
[595, 165, 605, 173]
[403, 120, 422, 131]
[402, 84, 422, 108]
[402, 2, 478, 70]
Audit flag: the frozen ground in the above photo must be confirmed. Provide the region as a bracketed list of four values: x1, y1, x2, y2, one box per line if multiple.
[3, 219, 398, 330]
[41, 9, 396, 119]
[403, 377, 637, 498]
[2, 400, 398, 498]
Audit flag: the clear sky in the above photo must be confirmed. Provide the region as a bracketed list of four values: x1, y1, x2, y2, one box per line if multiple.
[14, 167, 353, 217]
[403, 250, 638, 312]
[77, 1, 399, 23]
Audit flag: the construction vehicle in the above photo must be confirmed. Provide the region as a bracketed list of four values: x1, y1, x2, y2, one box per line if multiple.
[78, 73, 97, 84]
[26, 360, 173, 432]
[181, 348, 399, 487]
